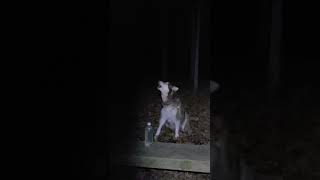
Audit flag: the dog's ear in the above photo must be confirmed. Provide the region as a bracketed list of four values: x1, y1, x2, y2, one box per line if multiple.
[171, 86, 179, 92]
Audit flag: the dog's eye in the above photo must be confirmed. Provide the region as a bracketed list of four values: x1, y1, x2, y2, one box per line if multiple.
[157, 85, 161, 89]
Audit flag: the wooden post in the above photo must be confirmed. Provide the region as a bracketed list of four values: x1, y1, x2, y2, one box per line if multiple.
[268, 0, 283, 98]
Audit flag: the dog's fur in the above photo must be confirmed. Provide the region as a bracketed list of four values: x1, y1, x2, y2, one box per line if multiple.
[155, 81, 191, 140]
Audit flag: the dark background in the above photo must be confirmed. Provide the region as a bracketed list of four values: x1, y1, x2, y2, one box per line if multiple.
[34, 0, 320, 178]
[213, 0, 320, 179]
[40, 0, 211, 178]
[214, 0, 320, 89]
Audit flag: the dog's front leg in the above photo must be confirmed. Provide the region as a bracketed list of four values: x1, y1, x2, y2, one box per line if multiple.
[155, 114, 166, 141]
[174, 119, 180, 139]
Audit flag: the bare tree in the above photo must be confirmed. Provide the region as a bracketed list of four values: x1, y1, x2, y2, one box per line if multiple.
[268, 0, 284, 98]
[160, 9, 168, 81]
[191, 7, 201, 94]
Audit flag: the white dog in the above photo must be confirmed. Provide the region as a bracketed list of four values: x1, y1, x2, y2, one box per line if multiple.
[154, 81, 191, 140]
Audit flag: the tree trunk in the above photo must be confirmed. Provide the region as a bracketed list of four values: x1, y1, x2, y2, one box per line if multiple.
[160, 9, 168, 81]
[268, 0, 283, 98]
[191, 8, 200, 94]
[161, 47, 167, 81]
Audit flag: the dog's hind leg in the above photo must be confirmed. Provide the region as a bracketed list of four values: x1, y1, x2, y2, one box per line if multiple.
[181, 113, 188, 131]
[174, 118, 180, 139]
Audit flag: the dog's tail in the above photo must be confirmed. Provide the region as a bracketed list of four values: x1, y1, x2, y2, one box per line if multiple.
[182, 112, 192, 135]
[210, 80, 220, 93]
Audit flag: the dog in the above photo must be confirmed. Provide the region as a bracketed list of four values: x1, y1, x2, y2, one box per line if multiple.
[154, 81, 191, 140]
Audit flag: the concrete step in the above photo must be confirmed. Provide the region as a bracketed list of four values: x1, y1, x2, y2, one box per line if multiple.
[112, 141, 210, 173]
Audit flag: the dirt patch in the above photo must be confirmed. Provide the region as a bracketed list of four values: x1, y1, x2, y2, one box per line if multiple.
[134, 168, 210, 180]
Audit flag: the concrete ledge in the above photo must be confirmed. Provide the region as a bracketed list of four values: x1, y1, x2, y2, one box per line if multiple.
[113, 141, 210, 173]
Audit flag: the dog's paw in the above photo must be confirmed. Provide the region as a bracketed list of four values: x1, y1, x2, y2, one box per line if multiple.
[173, 136, 183, 144]
[174, 134, 179, 140]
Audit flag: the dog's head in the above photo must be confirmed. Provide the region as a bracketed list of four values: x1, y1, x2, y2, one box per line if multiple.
[157, 81, 179, 101]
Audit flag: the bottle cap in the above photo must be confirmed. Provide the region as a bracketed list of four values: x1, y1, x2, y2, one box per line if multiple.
[147, 122, 151, 126]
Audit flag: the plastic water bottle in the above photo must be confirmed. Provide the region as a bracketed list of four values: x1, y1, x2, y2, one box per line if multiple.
[145, 122, 153, 147]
